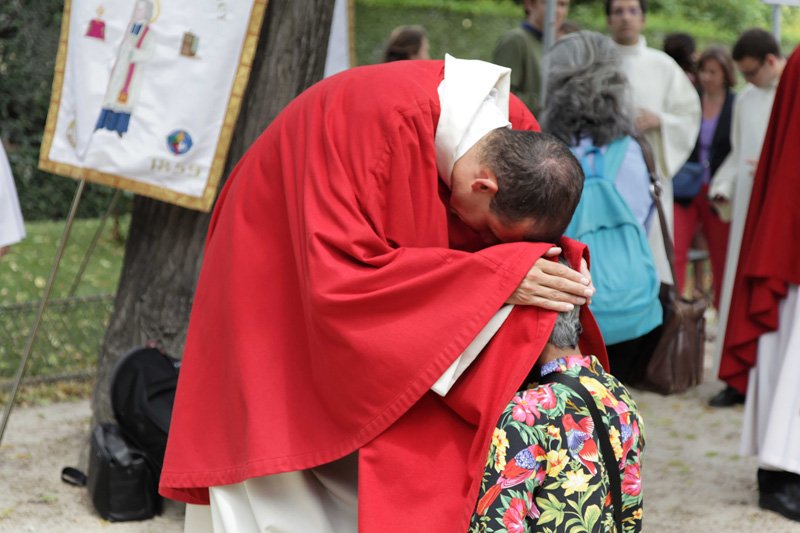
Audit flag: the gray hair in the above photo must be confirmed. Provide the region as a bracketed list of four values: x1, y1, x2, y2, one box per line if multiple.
[541, 31, 635, 147]
[547, 258, 583, 348]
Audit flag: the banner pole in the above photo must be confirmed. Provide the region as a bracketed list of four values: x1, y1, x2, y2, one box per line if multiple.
[0, 179, 87, 445]
[67, 188, 121, 297]
[540, 0, 557, 107]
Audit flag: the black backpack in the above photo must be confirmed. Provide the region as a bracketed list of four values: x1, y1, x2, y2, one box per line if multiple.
[110, 345, 181, 472]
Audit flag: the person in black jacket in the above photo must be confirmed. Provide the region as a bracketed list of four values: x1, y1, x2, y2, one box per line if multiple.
[673, 46, 735, 310]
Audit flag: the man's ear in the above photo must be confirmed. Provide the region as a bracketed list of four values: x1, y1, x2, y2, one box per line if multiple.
[471, 169, 498, 195]
[765, 53, 778, 67]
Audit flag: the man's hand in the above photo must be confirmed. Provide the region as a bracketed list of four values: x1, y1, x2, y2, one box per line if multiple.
[506, 247, 595, 312]
[634, 109, 661, 133]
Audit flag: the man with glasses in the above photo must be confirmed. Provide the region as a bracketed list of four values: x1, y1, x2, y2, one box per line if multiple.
[605, 0, 701, 290]
[709, 29, 786, 408]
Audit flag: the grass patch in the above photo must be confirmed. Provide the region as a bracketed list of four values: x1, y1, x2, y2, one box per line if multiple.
[0, 215, 129, 305]
[0, 216, 128, 383]
[0, 377, 94, 407]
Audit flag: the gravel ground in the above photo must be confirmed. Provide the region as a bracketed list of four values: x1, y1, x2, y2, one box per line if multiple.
[1, 346, 798, 532]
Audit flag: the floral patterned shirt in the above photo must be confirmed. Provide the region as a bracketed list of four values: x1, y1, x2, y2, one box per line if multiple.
[470, 354, 645, 532]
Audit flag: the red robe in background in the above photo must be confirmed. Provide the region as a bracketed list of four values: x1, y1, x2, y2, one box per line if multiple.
[159, 60, 607, 529]
[718, 48, 800, 393]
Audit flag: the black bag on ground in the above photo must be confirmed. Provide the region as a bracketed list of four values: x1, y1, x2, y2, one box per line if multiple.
[61, 345, 180, 522]
[87, 423, 161, 521]
[110, 345, 180, 471]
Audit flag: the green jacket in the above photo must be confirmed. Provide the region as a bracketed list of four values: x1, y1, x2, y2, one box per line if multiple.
[491, 26, 543, 117]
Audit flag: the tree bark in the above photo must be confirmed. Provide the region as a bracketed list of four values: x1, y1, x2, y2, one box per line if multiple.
[92, 0, 335, 423]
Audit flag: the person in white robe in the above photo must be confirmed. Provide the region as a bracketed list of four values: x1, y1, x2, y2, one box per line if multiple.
[708, 29, 786, 407]
[0, 141, 25, 258]
[606, 0, 701, 285]
[731, 42, 800, 522]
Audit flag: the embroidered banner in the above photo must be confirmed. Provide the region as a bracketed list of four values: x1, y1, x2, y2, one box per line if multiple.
[39, 0, 268, 212]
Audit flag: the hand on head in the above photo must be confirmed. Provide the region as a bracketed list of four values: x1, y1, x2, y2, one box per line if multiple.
[506, 247, 595, 311]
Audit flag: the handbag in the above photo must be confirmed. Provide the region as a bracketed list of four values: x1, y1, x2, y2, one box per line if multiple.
[61, 423, 162, 521]
[634, 136, 707, 395]
[672, 160, 705, 200]
[86, 423, 161, 521]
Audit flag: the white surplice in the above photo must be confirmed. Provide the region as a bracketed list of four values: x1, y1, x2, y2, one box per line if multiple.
[0, 141, 25, 248]
[740, 286, 800, 475]
[709, 81, 778, 373]
[615, 38, 701, 284]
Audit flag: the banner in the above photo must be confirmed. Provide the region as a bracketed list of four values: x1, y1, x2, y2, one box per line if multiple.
[39, 0, 268, 212]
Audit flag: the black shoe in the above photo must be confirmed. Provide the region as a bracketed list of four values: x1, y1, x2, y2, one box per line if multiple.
[708, 385, 745, 407]
[758, 469, 800, 522]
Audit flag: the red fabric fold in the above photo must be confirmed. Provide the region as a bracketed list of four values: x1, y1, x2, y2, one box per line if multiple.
[160, 60, 556, 505]
[718, 48, 800, 393]
[358, 241, 608, 531]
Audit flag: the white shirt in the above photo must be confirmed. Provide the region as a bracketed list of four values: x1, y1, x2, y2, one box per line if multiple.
[615, 37, 701, 284]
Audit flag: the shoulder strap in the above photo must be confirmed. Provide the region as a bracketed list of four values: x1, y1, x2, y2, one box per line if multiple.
[633, 134, 678, 284]
[577, 143, 604, 180]
[540, 372, 623, 532]
[603, 136, 632, 182]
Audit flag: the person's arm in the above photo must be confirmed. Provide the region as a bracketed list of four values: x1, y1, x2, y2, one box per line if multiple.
[433, 246, 594, 396]
[470, 388, 549, 524]
[614, 139, 654, 231]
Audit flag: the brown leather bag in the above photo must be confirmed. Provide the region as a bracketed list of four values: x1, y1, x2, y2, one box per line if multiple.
[634, 136, 707, 395]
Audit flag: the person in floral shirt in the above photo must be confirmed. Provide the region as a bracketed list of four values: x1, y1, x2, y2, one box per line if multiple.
[470, 303, 645, 532]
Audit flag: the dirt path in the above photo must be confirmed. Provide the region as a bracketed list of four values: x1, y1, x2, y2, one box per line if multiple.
[1, 372, 798, 531]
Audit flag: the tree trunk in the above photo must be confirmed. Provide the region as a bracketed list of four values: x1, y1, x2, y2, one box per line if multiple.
[92, 0, 335, 424]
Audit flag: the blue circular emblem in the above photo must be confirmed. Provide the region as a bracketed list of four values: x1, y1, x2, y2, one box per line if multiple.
[167, 129, 193, 155]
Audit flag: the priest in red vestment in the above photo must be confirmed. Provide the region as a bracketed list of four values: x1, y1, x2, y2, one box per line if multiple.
[718, 47, 800, 522]
[160, 56, 608, 531]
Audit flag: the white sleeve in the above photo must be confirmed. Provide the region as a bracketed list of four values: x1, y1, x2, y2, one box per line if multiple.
[0, 142, 26, 248]
[431, 304, 514, 396]
[654, 65, 702, 180]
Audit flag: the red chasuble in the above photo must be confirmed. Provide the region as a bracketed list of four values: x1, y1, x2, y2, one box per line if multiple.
[159, 60, 608, 526]
[719, 48, 800, 394]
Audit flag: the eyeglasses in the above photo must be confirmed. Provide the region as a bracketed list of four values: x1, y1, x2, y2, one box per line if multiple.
[740, 61, 765, 81]
[610, 6, 642, 17]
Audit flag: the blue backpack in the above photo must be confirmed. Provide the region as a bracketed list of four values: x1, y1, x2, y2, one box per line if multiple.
[565, 137, 662, 345]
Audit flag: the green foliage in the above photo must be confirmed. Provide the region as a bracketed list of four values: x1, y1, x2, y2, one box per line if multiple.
[357, 2, 519, 63]
[356, 0, 799, 67]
